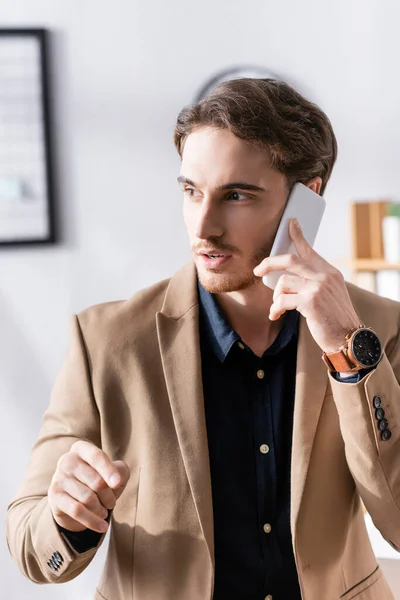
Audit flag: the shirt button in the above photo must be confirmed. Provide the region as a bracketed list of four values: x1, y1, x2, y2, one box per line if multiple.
[238, 342, 245, 350]
[257, 369, 265, 379]
[263, 523, 272, 534]
[260, 444, 270, 454]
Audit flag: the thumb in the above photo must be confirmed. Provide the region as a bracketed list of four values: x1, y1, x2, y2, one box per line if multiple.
[111, 460, 131, 499]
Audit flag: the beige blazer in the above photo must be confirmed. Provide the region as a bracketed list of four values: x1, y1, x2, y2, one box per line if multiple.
[6, 262, 400, 600]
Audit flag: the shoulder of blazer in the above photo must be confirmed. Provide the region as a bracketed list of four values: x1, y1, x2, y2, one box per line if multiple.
[74, 275, 172, 355]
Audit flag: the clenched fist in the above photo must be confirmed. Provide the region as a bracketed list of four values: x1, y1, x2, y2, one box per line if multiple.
[48, 440, 130, 534]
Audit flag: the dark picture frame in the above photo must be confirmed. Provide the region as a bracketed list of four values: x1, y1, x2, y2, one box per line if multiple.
[0, 28, 56, 246]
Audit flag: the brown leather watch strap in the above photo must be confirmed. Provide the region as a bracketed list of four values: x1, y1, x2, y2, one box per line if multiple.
[323, 350, 356, 372]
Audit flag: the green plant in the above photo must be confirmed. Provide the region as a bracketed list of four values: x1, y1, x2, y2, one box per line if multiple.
[386, 203, 400, 218]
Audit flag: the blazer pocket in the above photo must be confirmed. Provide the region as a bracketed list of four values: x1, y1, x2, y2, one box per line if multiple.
[341, 565, 383, 599]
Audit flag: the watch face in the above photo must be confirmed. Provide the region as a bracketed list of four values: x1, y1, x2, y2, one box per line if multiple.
[351, 329, 382, 367]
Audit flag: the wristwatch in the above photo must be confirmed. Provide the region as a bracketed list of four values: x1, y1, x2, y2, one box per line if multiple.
[322, 325, 383, 373]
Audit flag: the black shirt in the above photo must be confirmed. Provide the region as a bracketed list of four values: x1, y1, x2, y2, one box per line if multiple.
[198, 281, 302, 600]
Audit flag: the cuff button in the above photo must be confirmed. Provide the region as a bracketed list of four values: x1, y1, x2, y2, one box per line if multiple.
[378, 418, 389, 431]
[381, 429, 392, 441]
[373, 396, 382, 409]
[47, 559, 57, 571]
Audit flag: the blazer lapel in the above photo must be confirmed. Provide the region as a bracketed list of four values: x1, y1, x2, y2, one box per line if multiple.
[290, 314, 330, 538]
[156, 263, 214, 567]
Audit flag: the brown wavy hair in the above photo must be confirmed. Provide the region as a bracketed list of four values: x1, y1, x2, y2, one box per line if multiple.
[174, 78, 337, 195]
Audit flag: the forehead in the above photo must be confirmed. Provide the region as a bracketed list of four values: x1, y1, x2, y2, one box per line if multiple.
[180, 127, 274, 185]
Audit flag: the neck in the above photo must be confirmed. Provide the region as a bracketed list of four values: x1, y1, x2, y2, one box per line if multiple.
[215, 280, 285, 356]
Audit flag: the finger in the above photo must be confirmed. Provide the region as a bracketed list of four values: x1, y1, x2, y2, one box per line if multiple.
[51, 490, 109, 534]
[112, 460, 131, 500]
[62, 476, 110, 520]
[57, 451, 117, 510]
[71, 441, 122, 489]
[51, 511, 88, 533]
[289, 218, 314, 260]
[74, 460, 117, 510]
[269, 293, 299, 321]
[273, 273, 305, 303]
[289, 218, 337, 274]
[255, 253, 320, 280]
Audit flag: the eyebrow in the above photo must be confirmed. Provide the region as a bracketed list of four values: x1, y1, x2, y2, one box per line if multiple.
[177, 176, 267, 193]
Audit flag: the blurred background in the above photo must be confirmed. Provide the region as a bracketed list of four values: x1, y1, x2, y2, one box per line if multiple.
[1, 1, 400, 598]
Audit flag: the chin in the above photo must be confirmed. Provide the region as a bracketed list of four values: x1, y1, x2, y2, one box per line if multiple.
[197, 266, 259, 294]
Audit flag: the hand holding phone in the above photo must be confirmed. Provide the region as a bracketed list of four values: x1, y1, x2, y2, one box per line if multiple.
[262, 183, 326, 290]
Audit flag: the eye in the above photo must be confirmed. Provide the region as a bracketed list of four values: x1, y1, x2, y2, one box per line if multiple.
[183, 187, 199, 198]
[226, 191, 248, 202]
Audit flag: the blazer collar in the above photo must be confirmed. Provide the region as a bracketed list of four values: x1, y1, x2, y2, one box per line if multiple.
[159, 262, 198, 319]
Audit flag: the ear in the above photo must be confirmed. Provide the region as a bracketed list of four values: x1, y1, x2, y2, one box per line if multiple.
[305, 176, 323, 195]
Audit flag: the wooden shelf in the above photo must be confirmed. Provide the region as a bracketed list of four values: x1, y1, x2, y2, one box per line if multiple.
[344, 201, 400, 296]
[337, 260, 400, 271]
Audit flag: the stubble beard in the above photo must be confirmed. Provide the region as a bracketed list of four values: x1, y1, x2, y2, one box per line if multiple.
[196, 242, 272, 294]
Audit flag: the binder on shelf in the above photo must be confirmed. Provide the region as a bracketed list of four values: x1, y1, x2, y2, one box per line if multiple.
[369, 202, 389, 259]
[351, 202, 371, 260]
[350, 200, 389, 261]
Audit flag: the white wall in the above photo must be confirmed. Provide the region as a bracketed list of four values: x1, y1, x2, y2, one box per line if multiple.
[1, 1, 400, 598]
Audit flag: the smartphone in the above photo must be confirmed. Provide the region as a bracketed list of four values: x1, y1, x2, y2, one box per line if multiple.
[262, 182, 326, 290]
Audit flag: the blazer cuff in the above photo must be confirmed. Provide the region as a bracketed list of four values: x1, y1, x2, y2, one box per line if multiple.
[31, 498, 99, 581]
[328, 352, 399, 455]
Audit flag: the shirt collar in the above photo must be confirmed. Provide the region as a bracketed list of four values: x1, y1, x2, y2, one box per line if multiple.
[198, 280, 299, 362]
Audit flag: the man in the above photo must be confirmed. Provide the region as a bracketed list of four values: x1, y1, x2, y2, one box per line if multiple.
[6, 78, 400, 600]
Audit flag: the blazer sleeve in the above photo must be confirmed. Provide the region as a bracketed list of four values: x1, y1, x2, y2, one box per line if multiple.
[329, 316, 400, 552]
[6, 314, 109, 583]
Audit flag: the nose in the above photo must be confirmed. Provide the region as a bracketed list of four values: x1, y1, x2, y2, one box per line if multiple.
[195, 198, 224, 240]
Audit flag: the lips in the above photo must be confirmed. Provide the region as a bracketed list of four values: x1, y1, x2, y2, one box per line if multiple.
[199, 248, 230, 257]
[198, 252, 232, 268]
[201, 252, 226, 258]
